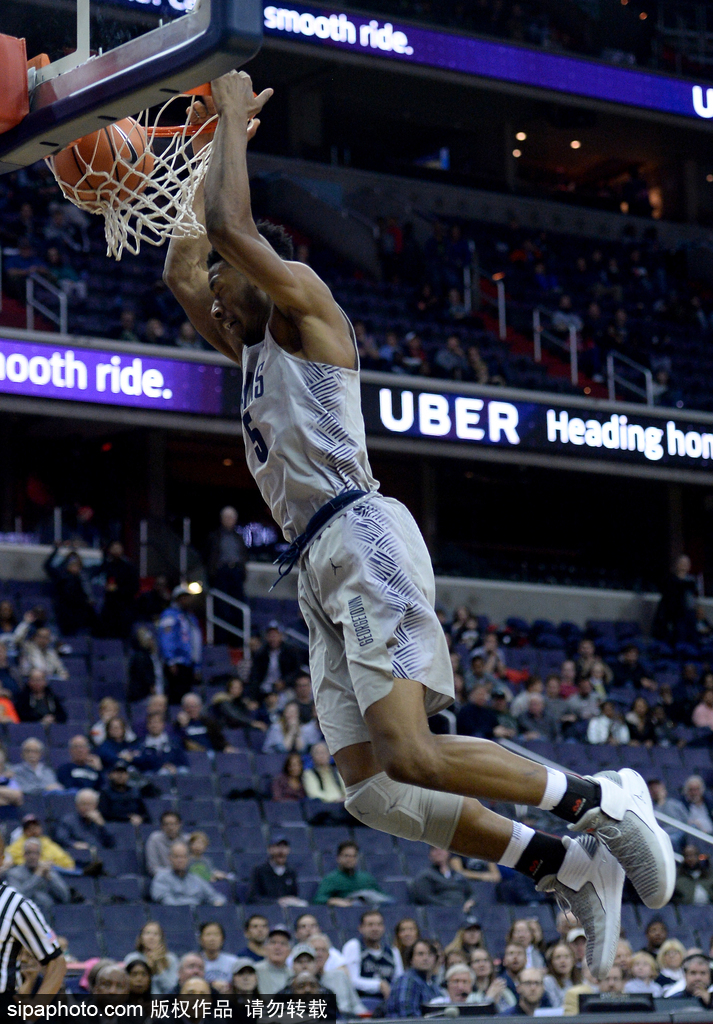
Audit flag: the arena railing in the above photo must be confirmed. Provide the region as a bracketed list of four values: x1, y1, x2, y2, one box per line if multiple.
[205, 587, 251, 663]
[26, 273, 67, 336]
[607, 351, 655, 407]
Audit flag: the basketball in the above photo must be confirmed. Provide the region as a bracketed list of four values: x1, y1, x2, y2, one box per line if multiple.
[50, 117, 154, 208]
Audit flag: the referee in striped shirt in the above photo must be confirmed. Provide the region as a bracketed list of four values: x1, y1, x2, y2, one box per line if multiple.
[0, 834, 66, 996]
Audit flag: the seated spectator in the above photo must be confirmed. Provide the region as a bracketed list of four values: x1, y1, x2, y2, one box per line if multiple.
[91, 697, 135, 747]
[385, 939, 440, 1017]
[471, 633, 507, 677]
[5, 813, 75, 870]
[0, 643, 21, 700]
[428, 962, 480, 1005]
[673, 843, 713, 904]
[199, 921, 238, 989]
[342, 909, 402, 1000]
[188, 830, 227, 883]
[98, 760, 149, 825]
[123, 954, 153, 1000]
[302, 742, 345, 805]
[692, 686, 713, 734]
[134, 921, 178, 994]
[500, 944, 527, 996]
[56, 735, 102, 791]
[19, 627, 68, 681]
[682, 775, 713, 834]
[444, 916, 486, 961]
[15, 670, 67, 725]
[237, 914, 269, 962]
[180, 977, 211, 996]
[456, 684, 498, 738]
[626, 696, 656, 745]
[292, 914, 346, 973]
[510, 678, 544, 719]
[246, 834, 302, 906]
[402, 332, 430, 375]
[3, 239, 48, 301]
[314, 840, 384, 906]
[174, 693, 235, 753]
[613, 643, 656, 691]
[543, 943, 577, 1009]
[561, 677, 600, 739]
[469, 949, 515, 1011]
[127, 628, 164, 703]
[133, 711, 188, 775]
[551, 294, 583, 339]
[464, 345, 490, 385]
[641, 917, 668, 958]
[655, 939, 686, 990]
[175, 320, 205, 350]
[0, 746, 23, 824]
[664, 953, 713, 1006]
[293, 673, 316, 725]
[150, 841, 225, 906]
[263, 701, 321, 754]
[587, 700, 630, 745]
[145, 810, 188, 877]
[517, 693, 560, 742]
[434, 335, 468, 379]
[211, 677, 266, 739]
[255, 925, 292, 994]
[282, 971, 326, 998]
[303, 933, 363, 1015]
[143, 317, 169, 345]
[5, 837, 70, 913]
[231, 958, 259, 999]
[96, 715, 139, 770]
[248, 621, 302, 700]
[409, 848, 473, 909]
[543, 675, 569, 720]
[271, 752, 306, 802]
[54, 788, 115, 859]
[501, 968, 551, 1016]
[508, 920, 545, 969]
[625, 952, 663, 996]
[12, 738, 62, 794]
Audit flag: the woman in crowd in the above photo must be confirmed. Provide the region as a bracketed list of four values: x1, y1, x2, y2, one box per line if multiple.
[211, 676, 267, 739]
[393, 918, 420, 972]
[626, 696, 656, 746]
[543, 943, 578, 1009]
[231, 960, 259, 1002]
[445, 919, 486, 960]
[302, 741, 346, 803]
[271, 752, 306, 802]
[96, 715, 139, 770]
[469, 949, 516, 1011]
[506, 920, 544, 969]
[124, 954, 153, 1000]
[134, 921, 178, 994]
[262, 701, 321, 754]
[586, 699, 630, 745]
[655, 939, 686, 989]
[91, 697, 136, 747]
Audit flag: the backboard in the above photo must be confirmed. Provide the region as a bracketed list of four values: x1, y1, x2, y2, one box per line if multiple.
[0, 0, 262, 173]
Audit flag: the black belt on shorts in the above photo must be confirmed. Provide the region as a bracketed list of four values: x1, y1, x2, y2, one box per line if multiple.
[271, 489, 369, 590]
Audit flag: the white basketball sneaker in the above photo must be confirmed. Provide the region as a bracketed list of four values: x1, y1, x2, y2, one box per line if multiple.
[569, 768, 676, 910]
[536, 833, 624, 980]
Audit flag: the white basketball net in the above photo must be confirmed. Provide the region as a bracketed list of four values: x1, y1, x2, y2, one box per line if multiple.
[45, 96, 217, 260]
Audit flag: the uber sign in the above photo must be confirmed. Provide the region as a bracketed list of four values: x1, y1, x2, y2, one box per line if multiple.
[360, 380, 713, 477]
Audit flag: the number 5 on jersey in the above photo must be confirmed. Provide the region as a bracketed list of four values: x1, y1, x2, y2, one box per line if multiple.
[242, 411, 269, 464]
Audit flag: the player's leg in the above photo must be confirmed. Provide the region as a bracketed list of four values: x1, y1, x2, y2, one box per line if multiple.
[334, 736, 624, 980]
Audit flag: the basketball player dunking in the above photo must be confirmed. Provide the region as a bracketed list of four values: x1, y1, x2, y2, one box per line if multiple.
[163, 71, 674, 978]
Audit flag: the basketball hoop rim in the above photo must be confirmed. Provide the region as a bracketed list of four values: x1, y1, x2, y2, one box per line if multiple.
[150, 123, 217, 137]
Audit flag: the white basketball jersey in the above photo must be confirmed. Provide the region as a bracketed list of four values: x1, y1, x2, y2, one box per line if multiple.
[239, 320, 379, 542]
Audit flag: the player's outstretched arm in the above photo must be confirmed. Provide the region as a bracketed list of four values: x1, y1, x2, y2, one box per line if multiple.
[205, 72, 355, 370]
[163, 98, 261, 364]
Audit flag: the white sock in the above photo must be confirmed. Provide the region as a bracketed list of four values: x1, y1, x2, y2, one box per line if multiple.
[499, 821, 536, 868]
[538, 767, 568, 811]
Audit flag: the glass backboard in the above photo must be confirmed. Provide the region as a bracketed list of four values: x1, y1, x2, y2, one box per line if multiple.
[0, 0, 262, 172]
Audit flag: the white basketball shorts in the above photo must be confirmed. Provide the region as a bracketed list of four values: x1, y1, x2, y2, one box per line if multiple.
[298, 492, 455, 755]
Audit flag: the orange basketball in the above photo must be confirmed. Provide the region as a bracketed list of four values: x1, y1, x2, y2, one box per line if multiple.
[51, 117, 154, 208]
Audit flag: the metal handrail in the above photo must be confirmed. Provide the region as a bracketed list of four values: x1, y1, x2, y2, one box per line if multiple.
[284, 627, 309, 649]
[501, 737, 713, 851]
[206, 587, 251, 663]
[463, 264, 507, 340]
[26, 274, 68, 334]
[607, 351, 654, 406]
[532, 308, 579, 386]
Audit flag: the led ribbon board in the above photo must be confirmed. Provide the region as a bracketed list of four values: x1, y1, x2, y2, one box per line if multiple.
[263, 3, 713, 123]
[362, 381, 713, 473]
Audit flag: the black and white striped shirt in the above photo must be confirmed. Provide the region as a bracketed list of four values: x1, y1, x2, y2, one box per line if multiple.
[0, 881, 62, 992]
